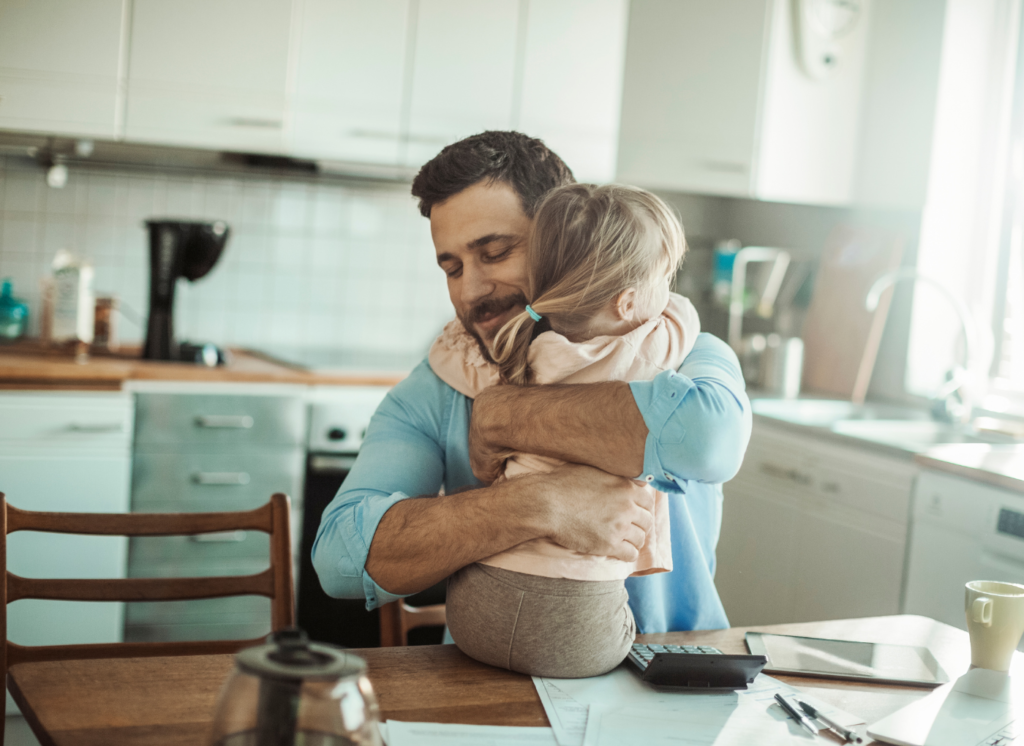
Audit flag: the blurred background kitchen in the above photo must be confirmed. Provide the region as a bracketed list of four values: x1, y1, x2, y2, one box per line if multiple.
[3, 0, 1024, 741]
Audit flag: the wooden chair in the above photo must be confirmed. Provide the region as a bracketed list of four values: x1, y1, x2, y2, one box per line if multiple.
[0, 491, 294, 743]
[379, 598, 447, 647]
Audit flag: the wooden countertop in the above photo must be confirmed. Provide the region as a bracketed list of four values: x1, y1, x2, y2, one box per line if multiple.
[916, 443, 1024, 494]
[0, 341, 409, 389]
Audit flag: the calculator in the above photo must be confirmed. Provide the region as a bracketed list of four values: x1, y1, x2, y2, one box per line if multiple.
[625, 643, 768, 690]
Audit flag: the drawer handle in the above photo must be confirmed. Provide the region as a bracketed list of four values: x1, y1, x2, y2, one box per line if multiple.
[310, 455, 357, 473]
[190, 530, 246, 543]
[192, 472, 251, 486]
[67, 422, 124, 433]
[759, 462, 812, 485]
[194, 415, 254, 429]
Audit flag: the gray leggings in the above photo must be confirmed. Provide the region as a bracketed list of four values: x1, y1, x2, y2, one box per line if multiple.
[446, 563, 636, 678]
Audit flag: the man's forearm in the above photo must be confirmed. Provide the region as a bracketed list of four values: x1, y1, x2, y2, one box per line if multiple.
[472, 381, 647, 479]
[365, 477, 547, 594]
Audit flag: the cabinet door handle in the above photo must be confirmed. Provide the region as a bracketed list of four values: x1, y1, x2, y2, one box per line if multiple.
[223, 117, 283, 129]
[190, 530, 246, 543]
[194, 415, 254, 429]
[67, 422, 124, 433]
[192, 472, 251, 486]
[759, 462, 812, 485]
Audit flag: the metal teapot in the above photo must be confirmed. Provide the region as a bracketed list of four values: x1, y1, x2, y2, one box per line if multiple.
[208, 629, 383, 746]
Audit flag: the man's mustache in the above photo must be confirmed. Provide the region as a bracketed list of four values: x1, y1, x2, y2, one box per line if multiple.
[465, 292, 528, 327]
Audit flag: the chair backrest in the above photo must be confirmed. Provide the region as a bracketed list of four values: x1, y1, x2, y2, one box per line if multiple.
[379, 599, 447, 647]
[0, 491, 294, 679]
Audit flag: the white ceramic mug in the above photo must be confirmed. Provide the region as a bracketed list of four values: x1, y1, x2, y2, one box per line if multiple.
[965, 580, 1024, 671]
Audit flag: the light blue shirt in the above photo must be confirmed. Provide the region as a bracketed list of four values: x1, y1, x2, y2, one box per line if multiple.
[313, 332, 752, 634]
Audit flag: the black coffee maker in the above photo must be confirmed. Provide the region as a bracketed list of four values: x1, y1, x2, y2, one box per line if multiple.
[143, 219, 230, 362]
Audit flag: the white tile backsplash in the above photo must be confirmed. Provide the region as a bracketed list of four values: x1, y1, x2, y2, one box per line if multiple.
[0, 156, 453, 356]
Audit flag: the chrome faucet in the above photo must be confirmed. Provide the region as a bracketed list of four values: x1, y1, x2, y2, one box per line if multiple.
[864, 268, 979, 423]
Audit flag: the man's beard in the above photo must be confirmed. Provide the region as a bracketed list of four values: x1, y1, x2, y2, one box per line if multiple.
[458, 291, 528, 365]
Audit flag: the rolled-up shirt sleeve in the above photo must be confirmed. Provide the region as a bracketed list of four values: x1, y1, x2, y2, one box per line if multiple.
[629, 333, 752, 491]
[312, 362, 447, 610]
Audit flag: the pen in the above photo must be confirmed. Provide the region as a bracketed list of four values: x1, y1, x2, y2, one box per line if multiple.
[798, 699, 863, 743]
[774, 693, 820, 736]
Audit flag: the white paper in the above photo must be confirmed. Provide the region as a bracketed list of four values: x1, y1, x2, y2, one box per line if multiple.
[384, 720, 559, 746]
[867, 668, 1024, 746]
[534, 668, 863, 746]
[532, 676, 590, 746]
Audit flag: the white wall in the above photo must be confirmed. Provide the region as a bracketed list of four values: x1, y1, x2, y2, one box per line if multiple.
[0, 156, 453, 355]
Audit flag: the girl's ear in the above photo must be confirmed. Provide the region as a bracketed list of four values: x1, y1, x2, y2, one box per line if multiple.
[615, 288, 637, 321]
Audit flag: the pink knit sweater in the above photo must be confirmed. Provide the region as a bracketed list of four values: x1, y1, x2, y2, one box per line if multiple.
[428, 293, 700, 581]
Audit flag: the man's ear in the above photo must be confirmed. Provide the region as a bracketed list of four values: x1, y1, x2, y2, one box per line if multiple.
[615, 288, 637, 321]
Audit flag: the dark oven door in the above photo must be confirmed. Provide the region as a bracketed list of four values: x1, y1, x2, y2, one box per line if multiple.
[297, 454, 446, 647]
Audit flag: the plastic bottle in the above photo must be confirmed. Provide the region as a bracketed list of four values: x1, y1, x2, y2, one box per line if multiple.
[0, 278, 29, 341]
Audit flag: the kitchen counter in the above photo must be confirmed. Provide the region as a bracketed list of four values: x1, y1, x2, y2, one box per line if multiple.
[0, 341, 410, 389]
[915, 443, 1024, 494]
[751, 396, 1023, 459]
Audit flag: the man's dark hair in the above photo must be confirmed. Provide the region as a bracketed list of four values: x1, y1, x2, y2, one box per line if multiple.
[411, 131, 575, 218]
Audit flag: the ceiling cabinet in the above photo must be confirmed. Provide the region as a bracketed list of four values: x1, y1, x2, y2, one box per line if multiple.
[617, 0, 872, 205]
[0, 0, 127, 138]
[288, 0, 410, 165]
[0, 0, 626, 181]
[402, 0, 521, 168]
[517, 0, 628, 183]
[124, 0, 293, 153]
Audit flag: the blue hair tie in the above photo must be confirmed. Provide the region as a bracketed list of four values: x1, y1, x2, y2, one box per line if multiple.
[525, 305, 542, 322]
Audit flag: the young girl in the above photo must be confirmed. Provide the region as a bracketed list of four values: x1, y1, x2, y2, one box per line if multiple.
[428, 183, 699, 678]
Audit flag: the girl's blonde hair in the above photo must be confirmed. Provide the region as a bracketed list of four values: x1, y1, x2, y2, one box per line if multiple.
[492, 183, 686, 385]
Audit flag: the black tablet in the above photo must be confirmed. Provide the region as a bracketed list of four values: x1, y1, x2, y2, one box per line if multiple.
[745, 632, 949, 688]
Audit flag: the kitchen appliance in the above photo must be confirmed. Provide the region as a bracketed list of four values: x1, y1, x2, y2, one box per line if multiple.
[728, 247, 804, 397]
[299, 386, 446, 648]
[208, 628, 383, 746]
[903, 468, 1024, 652]
[143, 219, 230, 362]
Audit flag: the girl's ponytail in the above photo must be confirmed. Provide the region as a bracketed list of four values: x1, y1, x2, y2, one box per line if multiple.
[492, 305, 540, 386]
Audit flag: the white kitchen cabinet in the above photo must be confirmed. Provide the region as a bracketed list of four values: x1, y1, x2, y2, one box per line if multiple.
[717, 420, 917, 626]
[617, 0, 872, 205]
[289, 0, 411, 165]
[0, 391, 134, 715]
[0, 0, 127, 138]
[401, 0, 521, 168]
[124, 0, 292, 153]
[516, 0, 628, 183]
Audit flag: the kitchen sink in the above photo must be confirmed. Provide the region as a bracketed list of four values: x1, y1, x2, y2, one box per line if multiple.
[829, 419, 983, 452]
[752, 398, 1018, 453]
[751, 398, 923, 427]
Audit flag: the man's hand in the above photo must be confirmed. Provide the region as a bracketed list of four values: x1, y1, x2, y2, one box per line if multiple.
[469, 385, 517, 483]
[536, 463, 655, 563]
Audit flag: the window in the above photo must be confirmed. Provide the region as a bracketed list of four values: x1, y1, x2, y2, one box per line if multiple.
[906, 0, 1023, 410]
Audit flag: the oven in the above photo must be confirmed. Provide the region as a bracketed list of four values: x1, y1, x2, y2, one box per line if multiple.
[297, 386, 446, 648]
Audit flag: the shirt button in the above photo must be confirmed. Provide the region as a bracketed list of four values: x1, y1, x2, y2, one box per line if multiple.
[645, 475, 654, 482]
[665, 473, 674, 481]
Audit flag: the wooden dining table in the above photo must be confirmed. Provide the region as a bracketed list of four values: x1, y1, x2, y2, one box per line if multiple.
[7, 615, 987, 746]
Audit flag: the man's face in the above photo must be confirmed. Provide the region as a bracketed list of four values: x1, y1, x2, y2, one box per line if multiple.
[431, 180, 532, 359]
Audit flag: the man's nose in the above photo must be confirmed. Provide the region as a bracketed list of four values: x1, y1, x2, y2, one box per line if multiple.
[461, 264, 495, 306]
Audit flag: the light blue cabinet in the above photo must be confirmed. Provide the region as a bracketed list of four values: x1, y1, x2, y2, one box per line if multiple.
[0, 391, 134, 715]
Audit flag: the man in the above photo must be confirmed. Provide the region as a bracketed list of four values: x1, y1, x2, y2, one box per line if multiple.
[313, 131, 751, 634]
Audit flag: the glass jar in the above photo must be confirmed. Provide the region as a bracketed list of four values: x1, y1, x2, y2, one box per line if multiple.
[208, 629, 383, 746]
